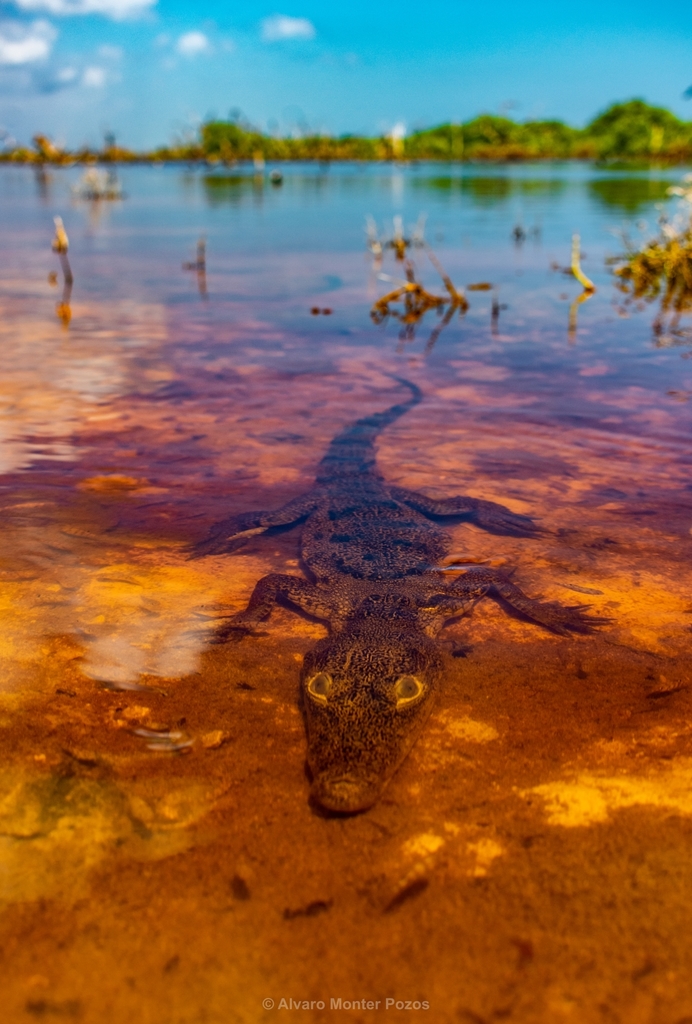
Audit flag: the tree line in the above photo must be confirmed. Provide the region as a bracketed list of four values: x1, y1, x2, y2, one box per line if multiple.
[4, 100, 692, 164]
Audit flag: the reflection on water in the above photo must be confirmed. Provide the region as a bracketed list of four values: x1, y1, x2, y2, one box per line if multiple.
[202, 173, 266, 206]
[588, 175, 673, 212]
[182, 236, 207, 298]
[414, 175, 567, 206]
[1, 162, 692, 1021]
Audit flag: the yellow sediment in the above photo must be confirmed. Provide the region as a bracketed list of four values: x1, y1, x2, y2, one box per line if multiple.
[526, 758, 692, 827]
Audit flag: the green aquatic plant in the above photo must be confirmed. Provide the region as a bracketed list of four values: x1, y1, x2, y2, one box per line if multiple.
[609, 175, 692, 343]
[613, 234, 692, 311]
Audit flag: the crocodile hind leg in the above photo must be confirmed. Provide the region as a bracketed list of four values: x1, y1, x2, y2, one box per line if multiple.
[390, 486, 540, 537]
[194, 492, 319, 557]
[436, 567, 607, 635]
[213, 573, 335, 643]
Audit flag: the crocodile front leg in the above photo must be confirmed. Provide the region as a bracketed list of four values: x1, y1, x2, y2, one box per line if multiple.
[425, 567, 606, 636]
[213, 573, 335, 643]
[391, 486, 540, 537]
[194, 491, 320, 557]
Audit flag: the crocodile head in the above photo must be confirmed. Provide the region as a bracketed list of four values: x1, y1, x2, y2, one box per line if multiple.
[300, 624, 442, 813]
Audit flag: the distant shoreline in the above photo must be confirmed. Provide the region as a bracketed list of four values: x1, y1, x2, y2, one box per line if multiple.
[3, 157, 690, 169]
[4, 100, 692, 166]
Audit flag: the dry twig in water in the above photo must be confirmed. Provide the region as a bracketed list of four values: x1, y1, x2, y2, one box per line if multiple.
[51, 216, 73, 326]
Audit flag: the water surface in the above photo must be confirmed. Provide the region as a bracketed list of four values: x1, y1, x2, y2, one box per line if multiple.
[1, 162, 692, 1023]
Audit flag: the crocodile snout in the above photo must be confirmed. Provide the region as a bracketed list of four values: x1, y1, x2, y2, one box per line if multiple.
[311, 772, 383, 814]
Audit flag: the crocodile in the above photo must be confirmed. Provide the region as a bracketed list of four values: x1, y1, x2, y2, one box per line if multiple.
[196, 379, 602, 813]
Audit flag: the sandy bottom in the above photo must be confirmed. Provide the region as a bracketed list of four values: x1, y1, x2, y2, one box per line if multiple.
[1, 270, 692, 1022]
[1, 632, 692, 1024]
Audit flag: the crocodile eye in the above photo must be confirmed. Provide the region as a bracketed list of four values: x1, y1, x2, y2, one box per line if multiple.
[307, 672, 332, 704]
[394, 675, 424, 706]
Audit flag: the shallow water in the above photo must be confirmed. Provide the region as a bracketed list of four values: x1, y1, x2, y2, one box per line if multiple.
[1, 162, 692, 1023]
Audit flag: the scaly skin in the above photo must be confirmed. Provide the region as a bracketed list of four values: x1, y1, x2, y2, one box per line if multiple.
[196, 379, 604, 813]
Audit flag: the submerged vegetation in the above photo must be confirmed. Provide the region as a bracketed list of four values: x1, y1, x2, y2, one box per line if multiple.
[610, 175, 692, 342]
[369, 223, 469, 353]
[4, 100, 692, 165]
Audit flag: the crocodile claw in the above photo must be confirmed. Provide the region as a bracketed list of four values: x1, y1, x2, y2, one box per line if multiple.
[211, 622, 268, 645]
[534, 603, 611, 636]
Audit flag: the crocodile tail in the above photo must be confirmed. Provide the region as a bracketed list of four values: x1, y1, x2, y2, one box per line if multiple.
[316, 378, 422, 483]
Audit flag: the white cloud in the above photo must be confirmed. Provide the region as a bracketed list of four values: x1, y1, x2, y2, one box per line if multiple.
[0, 19, 56, 65]
[261, 14, 315, 42]
[176, 31, 209, 57]
[98, 44, 122, 60]
[82, 64, 105, 86]
[57, 65, 76, 81]
[15, 0, 156, 20]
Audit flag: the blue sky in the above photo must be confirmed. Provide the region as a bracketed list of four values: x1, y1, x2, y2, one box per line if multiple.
[1, 1, 692, 149]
